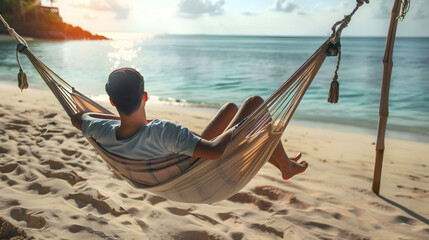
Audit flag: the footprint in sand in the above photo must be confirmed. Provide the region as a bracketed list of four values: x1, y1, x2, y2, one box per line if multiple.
[86, 214, 108, 225]
[40, 170, 85, 185]
[0, 199, 20, 211]
[24, 171, 38, 182]
[27, 183, 52, 195]
[173, 231, 222, 240]
[253, 185, 288, 200]
[67, 162, 87, 171]
[65, 193, 127, 216]
[147, 195, 166, 205]
[61, 149, 77, 156]
[64, 132, 77, 138]
[228, 192, 273, 212]
[43, 113, 57, 119]
[67, 224, 110, 239]
[5, 123, 28, 132]
[10, 120, 32, 126]
[40, 134, 53, 140]
[351, 187, 376, 198]
[4, 177, 18, 186]
[41, 160, 65, 170]
[10, 207, 46, 229]
[217, 212, 243, 225]
[166, 207, 219, 225]
[17, 147, 27, 156]
[135, 220, 148, 231]
[0, 145, 9, 154]
[251, 223, 284, 238]
[218, 212, 234, 221]
[0, 163, 18, 173]
[253, 185, 310, 209]
[369, 202, 395, 212]
[230, 232, 244, 240]
[77, 140, 89, 146]
[393, 216, 417, 225]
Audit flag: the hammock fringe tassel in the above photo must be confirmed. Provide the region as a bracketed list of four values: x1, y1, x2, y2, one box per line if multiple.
[17, 68, 28, 91]
[16, 43, 29, 91]
[326, 0, 369, 103]
[328, 76, 339, 104]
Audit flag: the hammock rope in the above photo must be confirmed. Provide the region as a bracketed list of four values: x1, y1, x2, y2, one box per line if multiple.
[397, 0, 410, 20]
[0, 1, 368, 203]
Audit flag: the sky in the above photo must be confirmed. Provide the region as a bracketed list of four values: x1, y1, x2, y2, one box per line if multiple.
[42, 0, 429, 37]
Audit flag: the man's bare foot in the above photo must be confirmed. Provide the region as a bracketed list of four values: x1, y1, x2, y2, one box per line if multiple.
[281, 160, 308, 180]
[290, 152, 302, 162]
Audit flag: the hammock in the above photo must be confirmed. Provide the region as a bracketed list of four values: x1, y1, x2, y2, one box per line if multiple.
[0, 1, 367, 204]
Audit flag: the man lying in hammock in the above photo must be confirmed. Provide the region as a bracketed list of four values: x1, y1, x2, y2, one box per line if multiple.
[71, 68, 307, 181]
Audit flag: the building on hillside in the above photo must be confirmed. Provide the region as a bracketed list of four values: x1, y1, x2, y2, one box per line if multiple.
[37, 6, 59, 16]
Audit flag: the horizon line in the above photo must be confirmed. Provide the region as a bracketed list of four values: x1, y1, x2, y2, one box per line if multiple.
[97, 32, 429, 39]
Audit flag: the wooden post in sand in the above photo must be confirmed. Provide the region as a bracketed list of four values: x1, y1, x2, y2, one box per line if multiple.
[372, 0, 403, 194]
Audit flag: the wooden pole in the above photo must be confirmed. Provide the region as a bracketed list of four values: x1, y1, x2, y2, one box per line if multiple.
[372, 0, 402, 194]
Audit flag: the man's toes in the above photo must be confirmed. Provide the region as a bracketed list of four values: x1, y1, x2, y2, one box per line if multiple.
[291, 152, 302, 162]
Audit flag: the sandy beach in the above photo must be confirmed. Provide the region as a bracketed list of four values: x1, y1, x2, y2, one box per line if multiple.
[0, 84, 428, 240]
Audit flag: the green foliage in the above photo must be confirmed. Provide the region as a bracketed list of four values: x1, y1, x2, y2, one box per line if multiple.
[0, 0, 19, 13]
[41, 11, 62, 23]
[0, 0, 42, 14]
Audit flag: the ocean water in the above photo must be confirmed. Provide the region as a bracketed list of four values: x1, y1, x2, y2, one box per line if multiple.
[0, 34, 428, 141]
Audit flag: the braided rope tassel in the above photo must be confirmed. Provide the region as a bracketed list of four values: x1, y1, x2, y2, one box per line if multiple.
[16, 43, 28, 91]
[328, 46, 341, 103]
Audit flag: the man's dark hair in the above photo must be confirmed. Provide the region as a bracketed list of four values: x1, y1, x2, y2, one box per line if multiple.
[105, 68, 145, 116]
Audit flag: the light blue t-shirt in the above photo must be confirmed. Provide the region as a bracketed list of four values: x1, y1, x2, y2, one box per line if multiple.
[82, 117, 201, 160]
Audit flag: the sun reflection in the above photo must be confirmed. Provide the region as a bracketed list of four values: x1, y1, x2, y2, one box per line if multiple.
[106, 33, 154, 69]
[108, 40, 139, 69]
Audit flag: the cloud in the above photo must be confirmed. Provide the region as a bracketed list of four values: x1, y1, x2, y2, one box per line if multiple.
[374, 0, 391, 19]
[241, 11, 258, 16]
[413, 1, 429, 19]
[177, 0, 225, 18]
[370, 0, 428, 20]
[70, 0, 130, 20]
[271, 0, 298, 13]
[83, 14, 97, 20]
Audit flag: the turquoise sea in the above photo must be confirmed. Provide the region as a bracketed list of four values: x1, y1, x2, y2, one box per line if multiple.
[0, 34, 428, 141]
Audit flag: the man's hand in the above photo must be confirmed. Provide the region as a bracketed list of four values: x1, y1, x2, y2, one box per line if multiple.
[71, 112, 86, 131]
[192, 128, 234, 160]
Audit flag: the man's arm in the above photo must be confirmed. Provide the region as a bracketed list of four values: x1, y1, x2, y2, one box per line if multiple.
[71, 112, 119, 131]
[192, 128, 234, 160]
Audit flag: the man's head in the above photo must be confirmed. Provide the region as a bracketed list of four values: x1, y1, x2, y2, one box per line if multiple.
[105, 68, 146, 116]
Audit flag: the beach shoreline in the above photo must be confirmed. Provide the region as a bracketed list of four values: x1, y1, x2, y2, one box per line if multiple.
[2, 79, 427, 144]
[0, 84, 428, 239]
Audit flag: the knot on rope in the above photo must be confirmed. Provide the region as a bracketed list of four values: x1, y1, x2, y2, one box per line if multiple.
[16, 42, 28, 53]
[18, 68, 28, 91]
[15, 43, 29, 91]
[327, 41, 341, 57]
[357, 0, 370, 7]
[397, 0, 410, 21]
